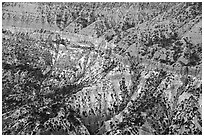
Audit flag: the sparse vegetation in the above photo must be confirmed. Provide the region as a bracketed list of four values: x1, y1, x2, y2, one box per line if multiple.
[2, 2, 202, 135]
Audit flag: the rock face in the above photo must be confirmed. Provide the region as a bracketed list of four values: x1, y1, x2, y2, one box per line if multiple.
[2, 2, 202, 135]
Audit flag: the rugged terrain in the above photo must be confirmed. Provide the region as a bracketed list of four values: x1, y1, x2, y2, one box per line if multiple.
[2, 2, 202, 135]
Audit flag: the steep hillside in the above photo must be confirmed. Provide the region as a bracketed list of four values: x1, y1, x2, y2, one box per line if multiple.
[2, 2, 202, 135]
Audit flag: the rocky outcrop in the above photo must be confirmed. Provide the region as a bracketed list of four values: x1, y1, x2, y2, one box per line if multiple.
[2, 2, 202, 135]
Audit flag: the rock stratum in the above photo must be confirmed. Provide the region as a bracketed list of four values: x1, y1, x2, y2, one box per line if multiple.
[2, 2, 202, 135]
